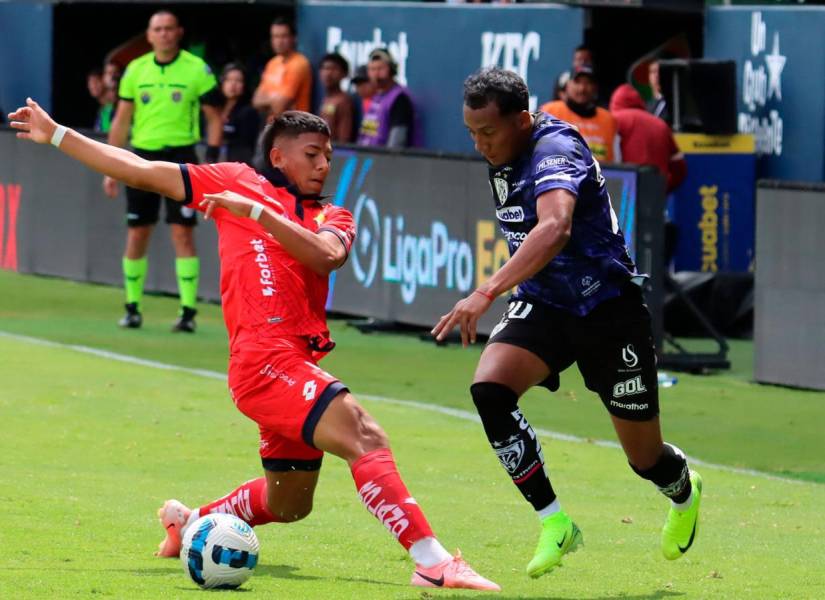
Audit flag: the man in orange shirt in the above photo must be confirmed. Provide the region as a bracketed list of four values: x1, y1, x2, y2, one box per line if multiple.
[541, 64, 618, 163]
[253, 18, 312, 117]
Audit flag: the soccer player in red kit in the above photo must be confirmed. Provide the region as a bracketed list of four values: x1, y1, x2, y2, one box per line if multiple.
[9, 98, 499, 592]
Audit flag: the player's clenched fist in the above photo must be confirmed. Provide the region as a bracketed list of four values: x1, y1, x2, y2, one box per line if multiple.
[8, 98, 58, 144]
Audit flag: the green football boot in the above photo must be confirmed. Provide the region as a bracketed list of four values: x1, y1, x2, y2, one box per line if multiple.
[661, 470, 703, 560]
[526, 510, 583, 578]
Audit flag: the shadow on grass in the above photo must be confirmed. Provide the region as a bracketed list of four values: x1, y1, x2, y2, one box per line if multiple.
[255, 563, 322, 581]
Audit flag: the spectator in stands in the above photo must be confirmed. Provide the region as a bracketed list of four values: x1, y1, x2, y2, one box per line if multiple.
[552, 71, 570, 102]
[357, 48, 418, 148]
[647, 60, 671, 125]
[609, 84, 686, 192]
[87, 68, 105, 129]
[218, 63, 260, 165]
[541, 64, 618, 163]
[610, 83, 686, 263]
[573, 45, 594, 69]
[351, 64, 374, 113]
[95, 61, 122, 134]
[317, 53, 354, 143]
[350, 65, 373, 142]
[253, 18, 312, 118]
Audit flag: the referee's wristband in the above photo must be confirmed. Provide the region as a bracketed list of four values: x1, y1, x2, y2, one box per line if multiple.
[50, 125, 68, 148]
[249, 202, 264, 222]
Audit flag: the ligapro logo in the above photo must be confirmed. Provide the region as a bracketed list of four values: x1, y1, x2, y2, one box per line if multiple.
[350, 193, 474, 305]
[481, 31, 541, 111]
[327, 27, 409, 87]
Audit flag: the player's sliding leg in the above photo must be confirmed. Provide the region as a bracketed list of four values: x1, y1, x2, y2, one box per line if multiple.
[313, 391, 500, 591]
[156, 471, 319, 557]
[612, 416, 702, 560]
[472, 343, 581, 578]
[120, 225, 153, 328]
[169, 223, 198, 333]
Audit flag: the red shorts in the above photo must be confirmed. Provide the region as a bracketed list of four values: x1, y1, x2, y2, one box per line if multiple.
[228, 339, 348, 472]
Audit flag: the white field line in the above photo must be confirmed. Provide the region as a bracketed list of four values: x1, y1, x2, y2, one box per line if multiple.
[0, 329, 812, 487]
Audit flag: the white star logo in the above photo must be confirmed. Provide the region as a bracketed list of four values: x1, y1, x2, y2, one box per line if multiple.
[765, 32, 786, 102]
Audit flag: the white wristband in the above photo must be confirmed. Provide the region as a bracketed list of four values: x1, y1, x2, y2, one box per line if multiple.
[50, 125, 68, 148]
[249, 202, 264, 222]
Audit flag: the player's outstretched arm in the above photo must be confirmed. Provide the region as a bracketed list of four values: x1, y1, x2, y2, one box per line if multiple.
[8, 98, 185, 201]
[432, 188, 575, 346]
[200, 191, 346, 276]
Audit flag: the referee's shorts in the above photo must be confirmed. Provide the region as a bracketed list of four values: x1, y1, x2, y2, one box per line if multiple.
[125, 145, 198, 227]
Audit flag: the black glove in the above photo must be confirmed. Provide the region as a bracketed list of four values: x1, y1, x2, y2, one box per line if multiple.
[205, 145, 220, 163]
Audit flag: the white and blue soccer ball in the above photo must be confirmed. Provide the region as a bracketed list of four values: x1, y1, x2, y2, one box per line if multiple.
[180, 513, 260, 590]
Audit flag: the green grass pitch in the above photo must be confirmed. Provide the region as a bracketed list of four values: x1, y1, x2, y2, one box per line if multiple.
[1, 270, 824, 599]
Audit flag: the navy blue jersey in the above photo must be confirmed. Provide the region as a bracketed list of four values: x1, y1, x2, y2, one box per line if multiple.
[488, 112, 639, 316]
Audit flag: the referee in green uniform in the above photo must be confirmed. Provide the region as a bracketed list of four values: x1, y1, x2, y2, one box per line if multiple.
[104, 10, 222, 332]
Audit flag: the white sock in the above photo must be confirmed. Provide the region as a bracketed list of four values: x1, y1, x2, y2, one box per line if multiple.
[409, 536, 452, 568]
[671, 491, 693, 511]
[537, 498, 561, 520]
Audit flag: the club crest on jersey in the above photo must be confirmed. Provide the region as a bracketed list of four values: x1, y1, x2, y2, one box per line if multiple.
[171, 91, 182, 103]
[140, 92, 151, 104]
[493, 177, 509, 206]
[494, 439, 525, 474]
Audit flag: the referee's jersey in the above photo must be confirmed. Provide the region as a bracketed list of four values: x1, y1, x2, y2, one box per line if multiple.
[118, 50, 217, 151]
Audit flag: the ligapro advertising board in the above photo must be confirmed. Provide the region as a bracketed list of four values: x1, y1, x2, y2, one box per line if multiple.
[705, 7, 825, 180]
[324, 148, 641, 335]
[297, 1, 583, 153]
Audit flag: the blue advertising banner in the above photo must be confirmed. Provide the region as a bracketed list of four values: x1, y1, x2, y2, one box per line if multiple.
[297, 1, 583, 153]
[671, 134, 756, 273]
[705, 7, 825, 180]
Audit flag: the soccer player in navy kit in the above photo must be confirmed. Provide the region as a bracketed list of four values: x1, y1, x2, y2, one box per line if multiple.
[432, 68, 702, 578]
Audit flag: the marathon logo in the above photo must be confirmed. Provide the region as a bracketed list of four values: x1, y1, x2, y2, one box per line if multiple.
[496, 206, 525, 223]
[535, 155, 569, 173]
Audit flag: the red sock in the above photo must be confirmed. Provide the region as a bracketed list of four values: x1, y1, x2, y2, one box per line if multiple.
[351, 448, 434, 550]
[197, 477, 279, 527]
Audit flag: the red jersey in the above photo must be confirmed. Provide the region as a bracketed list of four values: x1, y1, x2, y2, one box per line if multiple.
[182, 162, 355, 355]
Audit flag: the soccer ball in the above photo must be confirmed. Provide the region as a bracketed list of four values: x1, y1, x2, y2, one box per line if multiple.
[180, 513, 260, 589]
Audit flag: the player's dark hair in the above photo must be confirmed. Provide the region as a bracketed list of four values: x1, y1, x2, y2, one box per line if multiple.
[271, 16, 296, 36]
[320, 52, 350, 74]
[463, 68, 529, 116]
[260, 111, 330, 168]
[87, 67, 103, 78]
